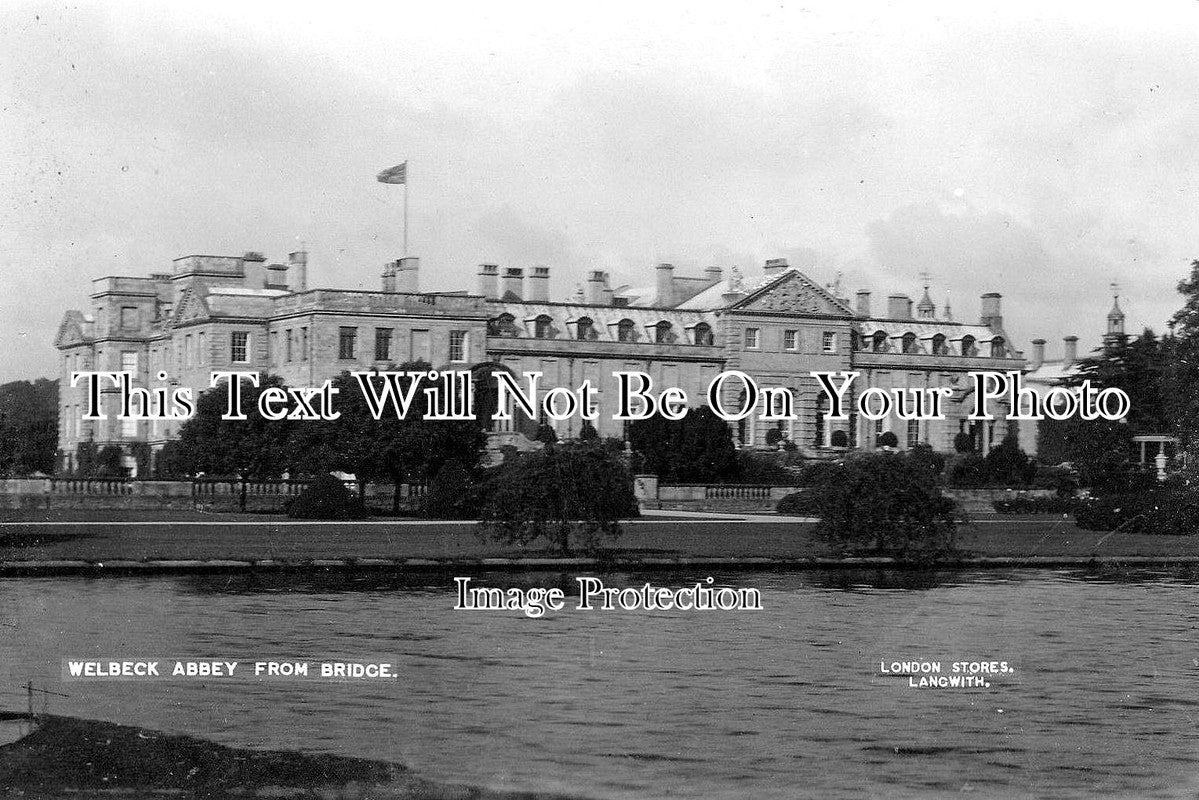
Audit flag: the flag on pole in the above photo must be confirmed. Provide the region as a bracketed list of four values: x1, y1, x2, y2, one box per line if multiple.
[377, 162, 407, 184]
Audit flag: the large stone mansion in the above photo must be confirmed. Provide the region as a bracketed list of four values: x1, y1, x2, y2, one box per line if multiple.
[54, 250, 1024, 475]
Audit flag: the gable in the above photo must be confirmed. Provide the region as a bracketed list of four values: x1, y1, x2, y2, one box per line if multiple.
[734, 270, 855, 317]
[54, 311, 89, 348]
[174, 286, 211, 324]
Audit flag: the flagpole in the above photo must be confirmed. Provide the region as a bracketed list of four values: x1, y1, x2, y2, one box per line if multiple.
[403, 167, 409, 257]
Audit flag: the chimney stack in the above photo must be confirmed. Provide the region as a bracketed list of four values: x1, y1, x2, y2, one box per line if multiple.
[981, 292, 1003, 331]
[502, 267, 524, 301]
[1063, 335, 1079, 366]
[287, 251, 307, 292]
[477, 264, 499, 299]
[655, 263, 675, 307]
[704, 266, 723, 285]
[381, 261, 397, 293]
[764, 258, 789, 279]
[528, 266, 550, 302]
[887, 294, 912, 320]
[242, 251, 267, 290]
[586, 270, 605, 304]
[395, 256, 420, 293]
[855, 290, 872, 317]
[1030, 338, 1046, 371]
[266, 263, 288, 290]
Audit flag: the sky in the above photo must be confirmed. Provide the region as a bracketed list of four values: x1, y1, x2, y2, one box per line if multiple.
[3, 0, 1199, 382]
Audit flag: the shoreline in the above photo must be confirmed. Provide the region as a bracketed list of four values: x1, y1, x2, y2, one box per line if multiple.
[4, 553, 1199, 576]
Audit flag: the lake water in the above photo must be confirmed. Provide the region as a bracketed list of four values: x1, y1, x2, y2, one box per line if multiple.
[2, 568, 1199, 799]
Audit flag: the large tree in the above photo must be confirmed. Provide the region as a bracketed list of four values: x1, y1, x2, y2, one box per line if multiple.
[628, 407, 740, 483]
[1167, 260, 1199, 455]
[0, 378, 59, 475]
[172, 373, 295, 479]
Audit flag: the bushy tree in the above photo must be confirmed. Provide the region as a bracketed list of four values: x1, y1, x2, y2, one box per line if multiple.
[876, 431, 898, 449]
[628, 407, 739, 483]
[173, 373, 295, 479]
[478, 441, 639, 554]
[810, 451, 960, 554]
[0, 378, 59, 475]
[984, 433, 1034, 486]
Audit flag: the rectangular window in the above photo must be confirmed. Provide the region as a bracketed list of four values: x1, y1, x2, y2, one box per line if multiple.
[410, 329, 430, 363]
[907, 419, 920, 448]
[375, 328, 392, 362]
[783, 330, 798, 350]
[285, 330, 293, 362]
[198, 332, 206, 364]
[822, 331, 836, 353]
[184, 335, 193, 368]
[270, 331, 278, 363]
[120, 351, 138, 373]
[745, 327, 760, 349]
[300, 327, 308, 361]
[120, 306, 139, 329]
[449, 330, 467, 362]
[230, 331, 249, 363]
[339, 327, 357, 360]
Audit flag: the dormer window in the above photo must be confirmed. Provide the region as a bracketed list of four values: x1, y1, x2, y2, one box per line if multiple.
[990, 336, 1006, 358]
[901, 332, 918, 354]
[534, 315, 554, 339]
[488, 313, 520, 337]
[872, 331, 888, 352]
[654, 321, 675, 344]
[931, 333, 947, 356]
[616, 319, 636, 343]
[576, 317, 596, 341]
[693, 322, 714, 346]
[961, 335, 977, 357]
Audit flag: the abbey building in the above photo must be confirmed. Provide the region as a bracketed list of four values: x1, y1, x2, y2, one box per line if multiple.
[54, 251, 1024, 475]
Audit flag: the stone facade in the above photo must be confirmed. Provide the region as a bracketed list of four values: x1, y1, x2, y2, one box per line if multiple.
[54, 251, 1024, 475]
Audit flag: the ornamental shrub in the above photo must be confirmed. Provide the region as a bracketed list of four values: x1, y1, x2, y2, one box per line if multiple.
[808, 452, 961, 555]
[877, 431, 899, 449]
[286, 473, 365, 520]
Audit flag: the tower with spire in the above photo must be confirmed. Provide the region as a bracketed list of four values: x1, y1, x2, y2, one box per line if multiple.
[916, 271, 936, 319]
[1105, 281, 1125, 345]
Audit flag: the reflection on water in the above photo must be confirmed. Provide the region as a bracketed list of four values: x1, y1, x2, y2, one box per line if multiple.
[3, 568, 1199, 799]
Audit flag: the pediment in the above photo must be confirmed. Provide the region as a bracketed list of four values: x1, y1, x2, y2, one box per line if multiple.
[174, 287, 211, 324]
[54, 312, 89, 348]
[735, 270, 855, 317]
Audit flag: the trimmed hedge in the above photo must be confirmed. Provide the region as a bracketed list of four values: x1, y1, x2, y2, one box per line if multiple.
[286, 473, 365, 520]
[992, 496, 1079, 515]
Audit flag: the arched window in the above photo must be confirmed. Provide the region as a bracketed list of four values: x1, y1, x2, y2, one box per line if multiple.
[617, 319, 636, 343]
[872, 331, 888, 352]
[534, 315, 554, 339]
[961, 335, 976, 357]
[654, 321, 674, 344]
[488, 313, 518, 337]
[576, 317, 595, 340]
[693, 322, 714, 346]
[931, 333, 947, 356]
[990, 336, 1005, 358]
[901, 332, 917, 354]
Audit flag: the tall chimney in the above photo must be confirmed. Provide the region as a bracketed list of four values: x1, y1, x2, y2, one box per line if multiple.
[528, 266, 550, 302]
[887, 294, 912, 320]
[288, 251, 308, 292]
[855, 290, 871, 317]
[981, 292, 1003, 330]
[477, 264, 499, 298]
[704, 265, 723, 284]
[655, 263, 675, 307]
[266, 263, 288, 290]
[502, 267, 524, 301]
[395, 256, 420, 293]
[601, 271, 614, 305]
[381, 260, 397, 293]
[586, 270, 605, 304]
[1063, 335, 1078, 366]
[242, 251, 267, 289]
[764, 258, 789, 279]
[1030, 338, 1046, 371]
